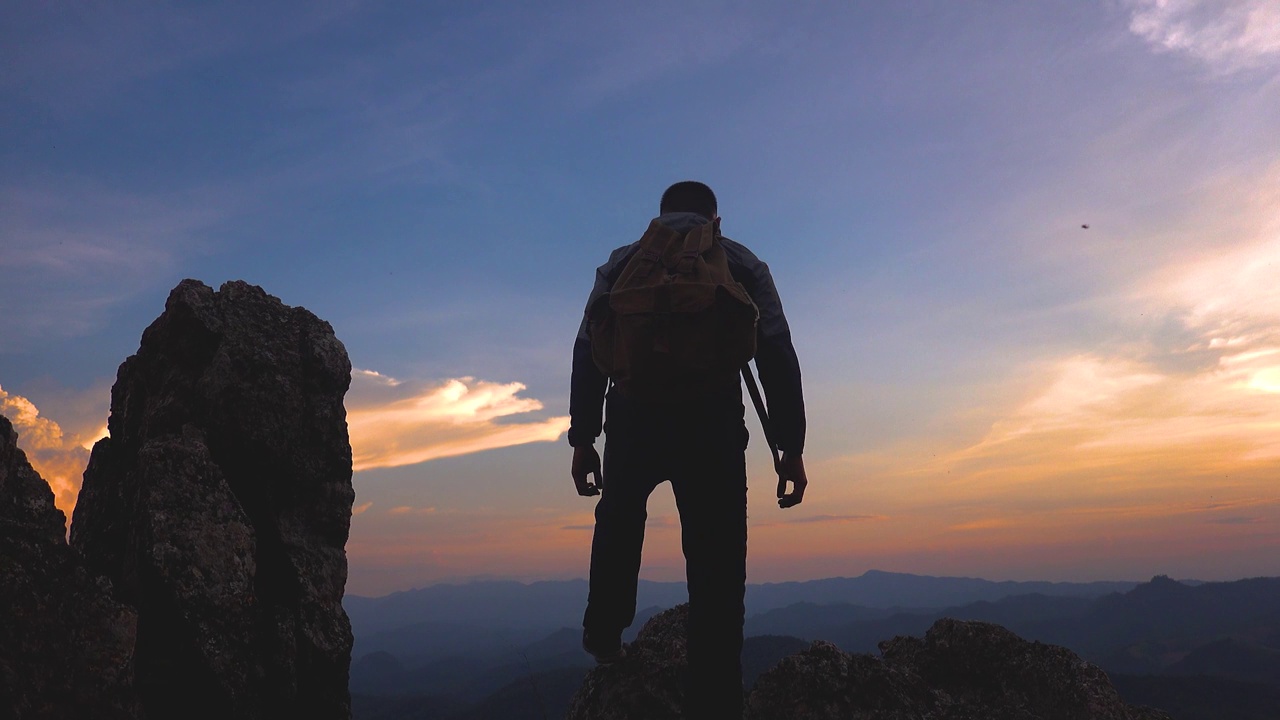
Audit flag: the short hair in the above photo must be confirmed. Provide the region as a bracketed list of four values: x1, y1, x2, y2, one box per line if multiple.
[660, 181, 717, 219]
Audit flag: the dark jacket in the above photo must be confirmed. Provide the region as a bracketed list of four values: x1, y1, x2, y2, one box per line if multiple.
[568, 212, 806, 454]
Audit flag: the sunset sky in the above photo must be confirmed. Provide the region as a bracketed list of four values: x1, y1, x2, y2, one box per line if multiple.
[3, 1, 1278, 596]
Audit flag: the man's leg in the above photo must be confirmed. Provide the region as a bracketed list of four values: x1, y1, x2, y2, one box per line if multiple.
[672, 421, 748, 718]
[583, 434, 660, 651]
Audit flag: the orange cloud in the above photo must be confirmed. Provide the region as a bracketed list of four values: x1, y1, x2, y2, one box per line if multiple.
[346, 369, 570, 471]
[0, 384, 104, 523]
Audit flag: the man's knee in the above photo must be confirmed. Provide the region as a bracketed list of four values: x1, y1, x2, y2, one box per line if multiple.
[593, 491, 647, 526]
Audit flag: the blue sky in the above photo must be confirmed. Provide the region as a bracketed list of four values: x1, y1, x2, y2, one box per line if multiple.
[3, 1, 1279, 595]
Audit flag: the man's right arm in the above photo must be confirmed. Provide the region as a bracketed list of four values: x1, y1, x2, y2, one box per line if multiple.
[567, 244, 636, 448]
[568, 335, 607, 448]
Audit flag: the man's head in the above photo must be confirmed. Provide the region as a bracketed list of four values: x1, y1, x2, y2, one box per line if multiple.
[660, 181, 718, 220]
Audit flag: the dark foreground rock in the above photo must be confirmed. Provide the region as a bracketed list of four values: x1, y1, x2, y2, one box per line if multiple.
[569, 605, 1171, 720]
[0, 415, 139, 719]
[568, 605, 691, 720]
[70, 279, 356, 719]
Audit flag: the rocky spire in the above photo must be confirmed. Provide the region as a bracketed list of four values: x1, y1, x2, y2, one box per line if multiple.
[71, 279, 356, 719]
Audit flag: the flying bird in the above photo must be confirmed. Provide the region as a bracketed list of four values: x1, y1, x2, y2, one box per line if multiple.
[1081, 224, 1090, 229]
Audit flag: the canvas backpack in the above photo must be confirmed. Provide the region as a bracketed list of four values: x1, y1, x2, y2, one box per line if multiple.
[588, 218, 759, 401]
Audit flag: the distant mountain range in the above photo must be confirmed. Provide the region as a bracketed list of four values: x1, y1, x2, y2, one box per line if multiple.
[345, 569, 1138, 658]
[346, 572, 1280, 720]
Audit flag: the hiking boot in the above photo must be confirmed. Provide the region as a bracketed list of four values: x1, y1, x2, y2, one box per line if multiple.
[582, 628, 626, 664]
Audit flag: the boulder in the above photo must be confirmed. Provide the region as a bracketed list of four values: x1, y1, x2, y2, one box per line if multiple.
[71, 279, 356, 719]
[0, 414, 138, 719]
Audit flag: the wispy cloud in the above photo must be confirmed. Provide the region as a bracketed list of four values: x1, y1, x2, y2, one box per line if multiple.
[3, 2, 363, 114]
[1128, 0, 1280, 72]
[0, 181, 227, 346]
[1206, 515, 1264, 525]
[757, 514, 889, 528]
[388, 505, 437, 516]
[801, 162, 1280, 576]
[0, 384, 105, 522]
[346, 369, 569, 471]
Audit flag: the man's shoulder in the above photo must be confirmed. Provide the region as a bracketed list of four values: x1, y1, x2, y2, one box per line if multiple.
[719, 236, 768, 275]
[597, 241, 641, 276]
[607, 241, 640, 262]
[719, 235, 755, 258]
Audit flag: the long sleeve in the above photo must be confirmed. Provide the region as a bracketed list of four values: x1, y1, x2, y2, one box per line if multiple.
[568, 243, 638, 447]
[569, 336, 608, 447]
[724, 239, 807, 455]
[754, 328, 806, 455]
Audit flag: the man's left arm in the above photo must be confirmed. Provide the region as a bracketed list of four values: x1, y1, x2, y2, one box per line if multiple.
[726, 239, 809, 506]
[728, 241, 806, 455]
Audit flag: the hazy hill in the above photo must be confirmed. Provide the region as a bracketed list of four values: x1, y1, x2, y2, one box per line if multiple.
[345, 569, 1136, 659]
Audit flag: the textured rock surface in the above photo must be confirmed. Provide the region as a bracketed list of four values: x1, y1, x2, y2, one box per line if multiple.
[0, 414, 138, 719]
[570, 604, 1171, 720]
[747, 640, 934, 719]
[567, 605, 691, 720]
[71, 279, 356, 719]
[873, 618, 1169, 720]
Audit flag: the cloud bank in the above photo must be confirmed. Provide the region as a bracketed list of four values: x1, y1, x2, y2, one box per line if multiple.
[346, 370, 569, 471]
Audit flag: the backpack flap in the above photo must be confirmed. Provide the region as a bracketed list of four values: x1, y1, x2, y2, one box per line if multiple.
[589, 222, 760, 400]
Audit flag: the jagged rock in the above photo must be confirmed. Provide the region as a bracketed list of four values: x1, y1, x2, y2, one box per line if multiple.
[0, 414, 139, 719]
[71, 279, 356, 719]
[748, 618, 1171, 720]
[876, 618, 1168, 719]
[567, 605, 692, 720]
[570, 604, 1170, 720]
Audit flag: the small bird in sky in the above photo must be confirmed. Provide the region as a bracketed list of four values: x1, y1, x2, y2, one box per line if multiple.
[1081, 224, 1090, 229]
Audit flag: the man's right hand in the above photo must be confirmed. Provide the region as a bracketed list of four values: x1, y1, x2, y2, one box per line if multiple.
[572, 446, 603, 497]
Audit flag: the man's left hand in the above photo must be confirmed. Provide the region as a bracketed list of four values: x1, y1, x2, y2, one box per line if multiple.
[776, 453, 808, 509]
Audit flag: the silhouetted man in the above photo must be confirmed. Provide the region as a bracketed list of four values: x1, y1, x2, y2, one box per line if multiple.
[570, 181, 808, 718]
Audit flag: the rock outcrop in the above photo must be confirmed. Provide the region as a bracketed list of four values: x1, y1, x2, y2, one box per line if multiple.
[569, 605, 1171, 720]
[569, 604, 691, 720]
[70, 279, 356, 719]
[0, 414, 138, 719]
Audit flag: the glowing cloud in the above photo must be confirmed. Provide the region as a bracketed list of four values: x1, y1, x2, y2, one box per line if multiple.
[346, 369, 570, 471]
[0, 385, 101, 522]
[1128, 0, 1280, 71]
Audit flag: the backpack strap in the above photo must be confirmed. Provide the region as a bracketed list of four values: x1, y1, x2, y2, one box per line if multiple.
[676, 221, 716, 274]
[742, 363, 782, 475]
[632, 220, 674, 279]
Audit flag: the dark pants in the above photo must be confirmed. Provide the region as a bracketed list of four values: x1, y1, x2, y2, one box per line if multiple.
[584, 392, 749, 719]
